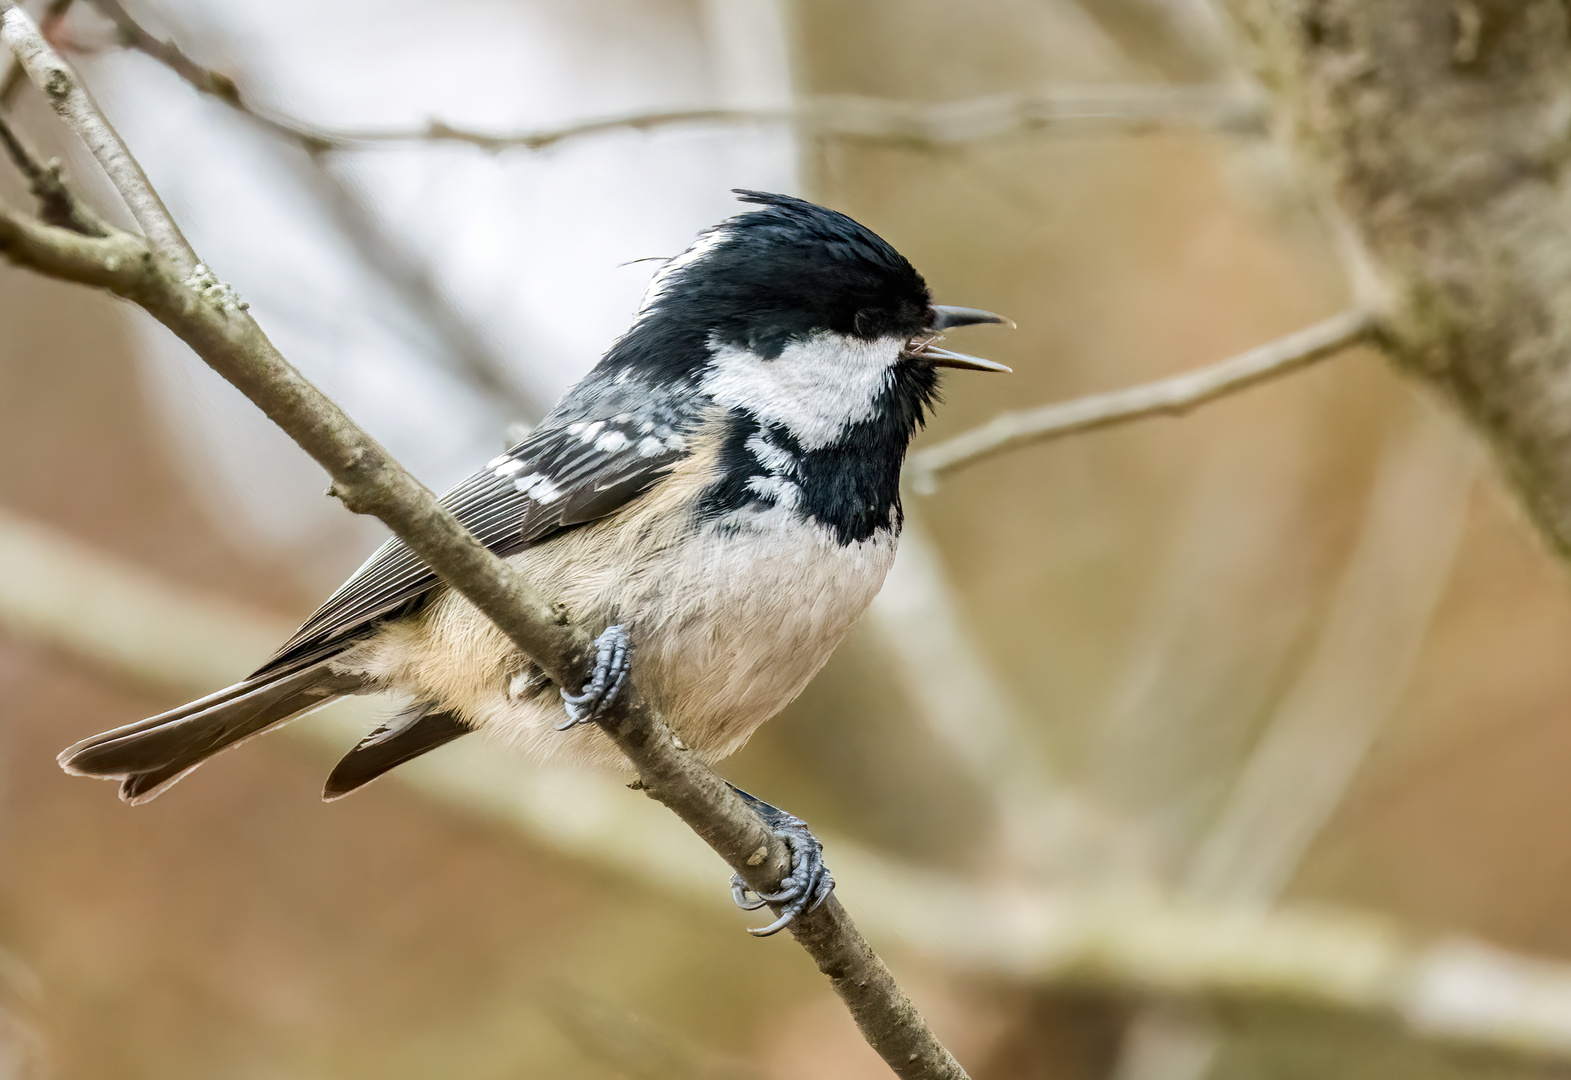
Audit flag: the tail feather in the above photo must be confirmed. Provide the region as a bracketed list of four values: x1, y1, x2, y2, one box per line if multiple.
[322, 703, 472, 801]
[60, 662, 365, 805]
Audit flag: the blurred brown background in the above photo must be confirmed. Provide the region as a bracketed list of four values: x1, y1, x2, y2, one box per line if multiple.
[4, 0, 1571, 1078]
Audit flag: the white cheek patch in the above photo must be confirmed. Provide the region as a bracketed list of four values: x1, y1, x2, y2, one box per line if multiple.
[702, 333, 903, 449]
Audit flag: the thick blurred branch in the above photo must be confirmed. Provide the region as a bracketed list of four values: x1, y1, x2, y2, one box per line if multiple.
[1218, 1, 1571, 564]
[1184, 408, 1475, 903]
[1108, 404, 1478, 1080]
[12, 505, 1571, 1061]
[543, 986, 762, 1080]
[906, 310, 1371, 490]
[0, 8, 967, 1078]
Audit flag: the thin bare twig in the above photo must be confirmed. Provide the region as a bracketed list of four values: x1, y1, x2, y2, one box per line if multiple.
[2, 0, 192, 271]
[0, 106, 103, 233]
[84, 0, 545, 420]
[87, 0, 237, 103]
[318, 86, 1265, 152]
[0, 0, 71, 106]
[906, 310, 1373, 491]
[0, 8, 967, 1077]
[78, 0, 1260, 155]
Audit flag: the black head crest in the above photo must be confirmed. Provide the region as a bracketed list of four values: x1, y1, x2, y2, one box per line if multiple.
[619, 191, 934, 366]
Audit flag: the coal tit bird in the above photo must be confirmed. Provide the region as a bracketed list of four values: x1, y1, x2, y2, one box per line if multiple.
[59, 190, 1010, 933]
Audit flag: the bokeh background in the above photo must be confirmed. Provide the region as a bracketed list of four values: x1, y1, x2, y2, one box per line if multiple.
[3, 0, 1571, 1078]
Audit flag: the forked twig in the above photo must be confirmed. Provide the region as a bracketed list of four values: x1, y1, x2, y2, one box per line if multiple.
[0, 6, 968, 1077]
[906, 311, 1373, 491]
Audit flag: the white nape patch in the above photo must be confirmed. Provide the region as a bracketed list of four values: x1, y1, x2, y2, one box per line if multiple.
[702, 333, 903, 449]
[637, 226, 729, 317]
[594, 430, 630, 453]
[745, 432, 794, 474]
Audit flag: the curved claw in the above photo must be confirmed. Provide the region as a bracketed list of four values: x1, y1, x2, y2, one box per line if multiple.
[736, 826, 835, 937]
[730, 875, 771, 911]
[558, 625, 631, 729]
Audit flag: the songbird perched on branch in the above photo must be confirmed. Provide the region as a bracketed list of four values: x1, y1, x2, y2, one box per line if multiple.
[58, 190, 1010, 934]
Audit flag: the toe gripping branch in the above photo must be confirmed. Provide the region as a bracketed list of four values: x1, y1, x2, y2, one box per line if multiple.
[559, 624, 632, 729]
[556, 632, 831, 936]
[728, 785, 836, 937]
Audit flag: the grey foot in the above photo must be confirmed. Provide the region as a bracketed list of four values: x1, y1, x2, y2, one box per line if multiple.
[558, 624, 631, 729]
[727, 787, 835, 937]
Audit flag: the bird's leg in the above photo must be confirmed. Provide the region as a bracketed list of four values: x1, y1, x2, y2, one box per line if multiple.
[558, 625, 632, 729]
[727, 784, 835, 937]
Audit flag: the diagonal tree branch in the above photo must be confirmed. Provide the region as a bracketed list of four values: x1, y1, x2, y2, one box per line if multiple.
[4, 0, 191, 271]
[0, 5, 967, 1077]
[905, 310, 1373, 491]
[20, 503, 1571, 1067]
[0, 0, 71, 106]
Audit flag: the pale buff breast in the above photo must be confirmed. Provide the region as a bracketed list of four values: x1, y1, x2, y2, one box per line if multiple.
[335, 435, 901, 774]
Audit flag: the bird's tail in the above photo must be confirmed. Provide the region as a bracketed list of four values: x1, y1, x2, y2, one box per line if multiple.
[59, 660, 365, 805]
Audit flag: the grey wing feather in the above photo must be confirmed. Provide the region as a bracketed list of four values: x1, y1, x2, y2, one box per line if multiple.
[255, 378, 696, 678]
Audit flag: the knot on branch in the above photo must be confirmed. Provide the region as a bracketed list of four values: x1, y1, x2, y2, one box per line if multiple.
[42, 67, 70, 100]
[182, 262, 249, 313]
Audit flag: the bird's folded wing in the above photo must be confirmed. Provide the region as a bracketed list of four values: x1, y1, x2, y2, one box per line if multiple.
[254, 381, 694, 678]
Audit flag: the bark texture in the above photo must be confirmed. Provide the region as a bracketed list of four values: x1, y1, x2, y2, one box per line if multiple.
[1226, 0, 1571, 555]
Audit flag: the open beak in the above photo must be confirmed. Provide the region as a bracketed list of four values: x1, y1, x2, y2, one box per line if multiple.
[930, 305, 1015, 331]
[919, 346, 1013, 373]
[915, 304, 1014, 372]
